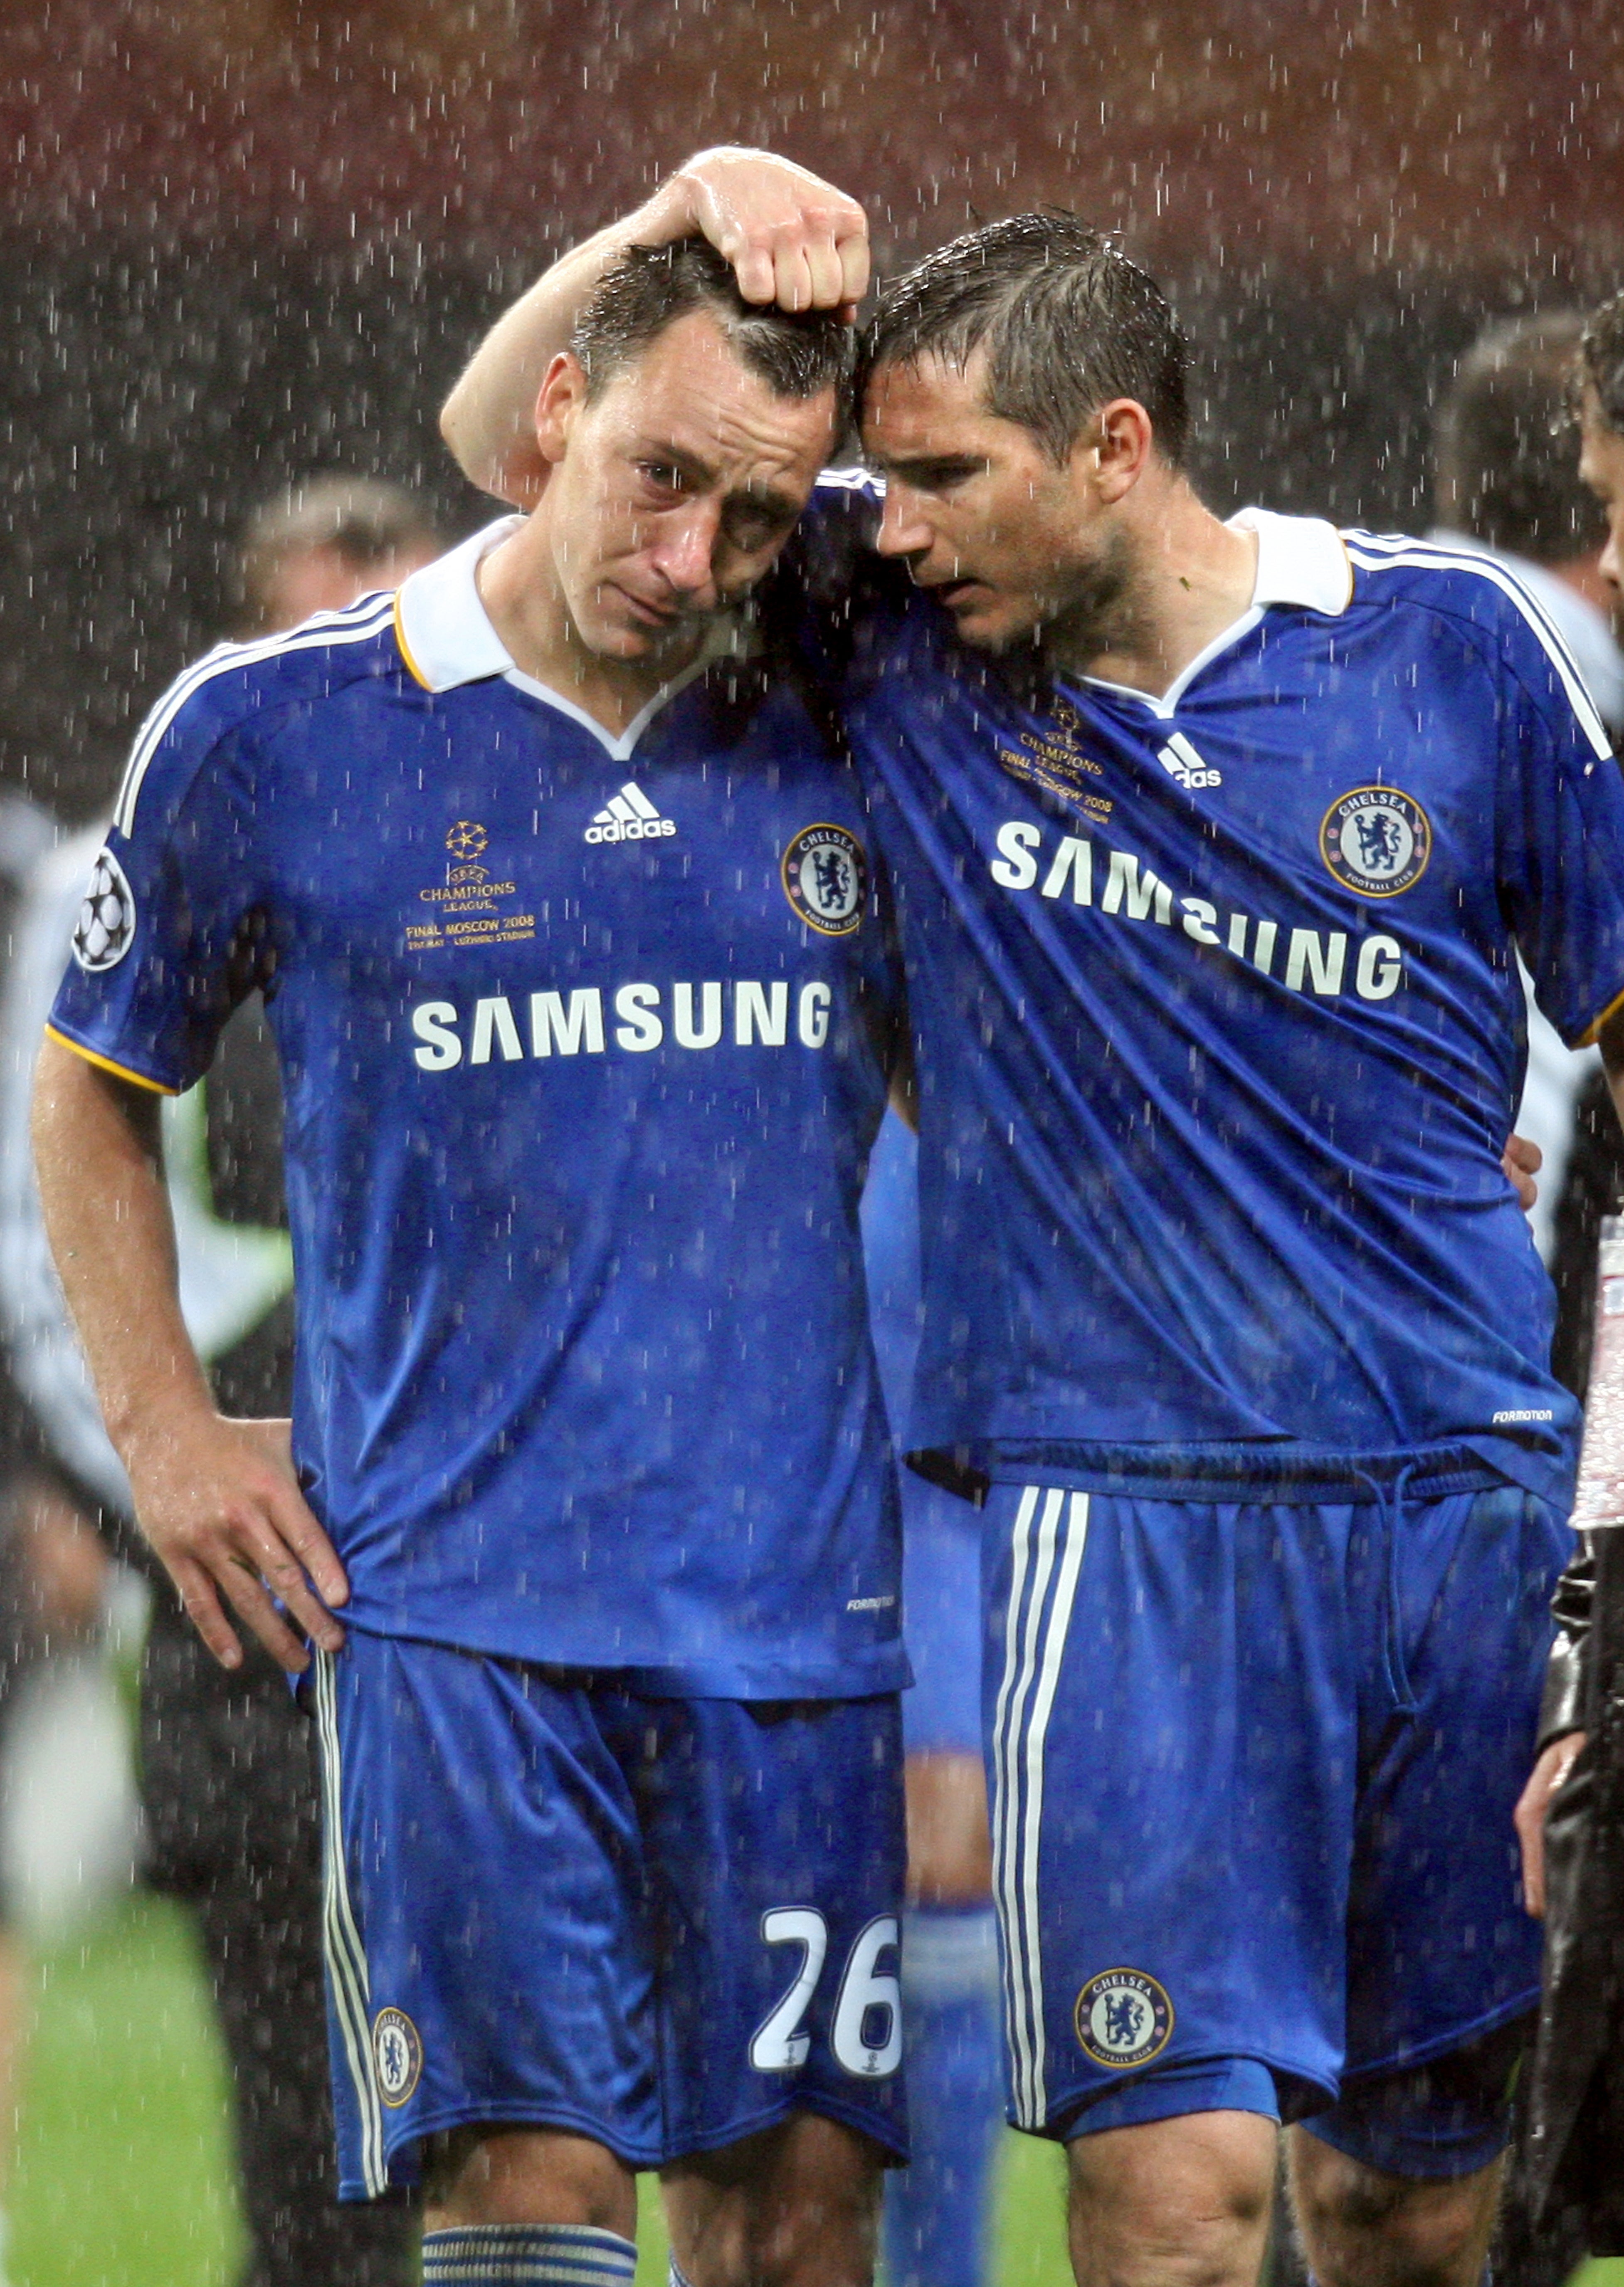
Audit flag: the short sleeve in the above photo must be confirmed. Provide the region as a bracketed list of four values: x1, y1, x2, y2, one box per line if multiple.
[47, 683, 265, 1094]
[1496, 593, 1624, 1049]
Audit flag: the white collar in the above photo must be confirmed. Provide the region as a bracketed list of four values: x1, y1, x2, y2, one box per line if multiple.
[1229, 506, 1355, 615]
[393, 515, 733, 763]
[1066, 506, 1354, 717]
[394, 517, 524, 692]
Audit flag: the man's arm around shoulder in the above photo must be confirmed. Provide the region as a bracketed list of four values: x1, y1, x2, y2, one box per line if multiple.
[32, 1035, 345, 1672]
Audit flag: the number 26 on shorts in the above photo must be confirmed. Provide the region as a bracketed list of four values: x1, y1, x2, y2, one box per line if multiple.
[750, 1908, 903, 2079]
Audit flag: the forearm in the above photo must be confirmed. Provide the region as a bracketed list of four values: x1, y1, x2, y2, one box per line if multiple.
[441, 175, 698, 504]
[33, 1034, 345, 1670]
[31, 1036, 210, 1461]
[441, 145, 869, 504]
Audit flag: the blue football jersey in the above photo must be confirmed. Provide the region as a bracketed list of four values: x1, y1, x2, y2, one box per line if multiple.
[49, 521, 908, 1695]
[799, 489, 1624, 1505]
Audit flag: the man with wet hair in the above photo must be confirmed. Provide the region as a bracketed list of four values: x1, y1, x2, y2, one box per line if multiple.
[35, 185, 916, 2287]
[445, 155, 1624, 2287]
[851, 207, 1624, 2287]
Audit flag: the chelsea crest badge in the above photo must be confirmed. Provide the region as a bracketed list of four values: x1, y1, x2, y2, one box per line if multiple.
[782, 823, 868, 937]
[1319, 785, 1431, 897]
[1074, 1968, 1175, 2069]
[372, 2006, 423, 2107]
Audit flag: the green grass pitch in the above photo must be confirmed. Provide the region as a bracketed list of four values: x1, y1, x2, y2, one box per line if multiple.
[6, 1892, 1617, 2287]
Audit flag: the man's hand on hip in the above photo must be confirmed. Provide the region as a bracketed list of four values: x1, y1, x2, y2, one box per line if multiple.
[1502, 1129, 1542, 1213]
[126, 1410, 348, 1673]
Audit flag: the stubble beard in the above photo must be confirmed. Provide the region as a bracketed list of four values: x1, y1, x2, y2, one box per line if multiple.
[1028, 523, 1151, 677]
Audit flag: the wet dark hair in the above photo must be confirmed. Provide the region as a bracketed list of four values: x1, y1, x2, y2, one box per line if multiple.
[861, 212, 1190, 469]
[1432, 313, 1604, 563]
[1581, 290, 1624, 436]
[571, 236, 855, 427]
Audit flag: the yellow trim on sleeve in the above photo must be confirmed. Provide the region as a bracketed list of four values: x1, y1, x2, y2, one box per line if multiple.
[1576, 981, 1624, 1048]
[43, 1025, 179, 1096]
[393, 589, 432, 691]
[1335, 535, 1355, 612]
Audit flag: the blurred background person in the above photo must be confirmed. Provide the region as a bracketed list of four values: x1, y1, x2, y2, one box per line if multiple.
[0, 790, 113, 2287]
[1431, 312, 1624, 1291]
[1515, 285, 1624, 2287]
[0, 1469, 118, 2287]
[862, 1110, 1004, 2287]
[0, 477, 439, 2287]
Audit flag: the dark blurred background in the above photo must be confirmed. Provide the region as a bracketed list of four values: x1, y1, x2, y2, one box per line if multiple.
[2, 0, 1622, 821]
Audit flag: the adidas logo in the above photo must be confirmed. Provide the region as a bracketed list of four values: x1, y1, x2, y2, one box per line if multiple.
[1156, 732, 1222, 791]
[584, 782, 678, 845]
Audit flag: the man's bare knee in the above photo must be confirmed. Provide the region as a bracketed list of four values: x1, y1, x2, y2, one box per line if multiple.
[1288, 2129, 1501, 2287]
[423, 2124, 636, 2238]
[664, 2113, 883, 2287]
[1066, 2110, 1277, 2287]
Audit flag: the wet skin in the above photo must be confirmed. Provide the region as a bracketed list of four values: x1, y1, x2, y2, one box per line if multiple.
[479, 308, 837, 736]
[860, 348, 1148, 671]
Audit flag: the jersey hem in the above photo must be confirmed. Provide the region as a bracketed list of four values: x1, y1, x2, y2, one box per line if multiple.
[1335, 1988, 1542, 2088]
[333, 1608, 912, 1701]
[1019, 2047, 1339, 2145]
[352, 2097, 669, 2197]
[42, 1022, 181, 1096]
[343, 2084, 909, 2201]
[911, 1437, 1524, 1508]
[661, 2087, 908, 2168]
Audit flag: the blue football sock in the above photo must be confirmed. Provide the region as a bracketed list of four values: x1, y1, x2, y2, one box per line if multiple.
[422, 2222, 638, 2285]
[882, 1904, 1004, 2287]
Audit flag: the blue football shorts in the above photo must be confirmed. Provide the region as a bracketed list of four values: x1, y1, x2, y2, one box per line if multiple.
[981, 1478, 1570, 2177]
[311, 1636, 908, 2198]
[901, 1475, 984, 1757]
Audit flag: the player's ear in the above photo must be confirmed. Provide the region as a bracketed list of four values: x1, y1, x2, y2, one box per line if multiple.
[1080, 399, 1153, 503]
[534, 351, 590, 466]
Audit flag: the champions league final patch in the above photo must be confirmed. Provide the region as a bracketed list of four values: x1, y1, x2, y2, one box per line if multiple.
[781, 823, 867, 937]
[72, 845, 137, 972]
[372, 2006, 423, 2107]
[1319, 785, 1431, 897]
[1074, 1968, 1174, 2069]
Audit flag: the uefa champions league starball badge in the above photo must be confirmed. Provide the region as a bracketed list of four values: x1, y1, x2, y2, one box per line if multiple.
[72, 845, 137, 972]
[372, 2006, 423, 2107]
[1074, 1968, 1175, 2068]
